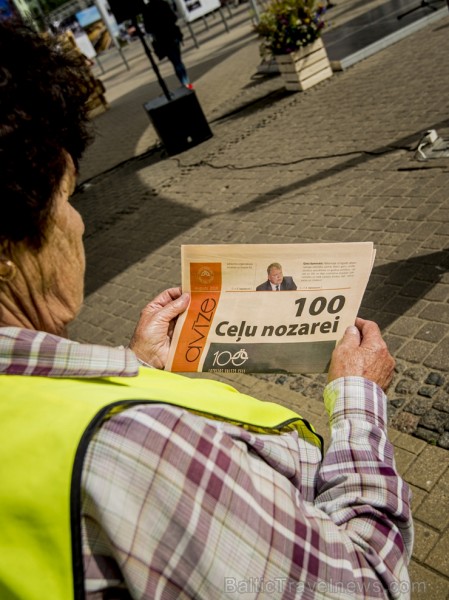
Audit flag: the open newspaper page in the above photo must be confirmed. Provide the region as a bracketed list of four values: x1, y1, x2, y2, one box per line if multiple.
[166, 243, 376, 374]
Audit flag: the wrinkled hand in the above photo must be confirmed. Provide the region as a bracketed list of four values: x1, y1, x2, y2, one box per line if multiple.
[129, 287, 190, 370]
[328, 318, 395, 391]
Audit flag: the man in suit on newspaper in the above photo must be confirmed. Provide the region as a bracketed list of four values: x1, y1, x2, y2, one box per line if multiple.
[256, 262, 297, 291]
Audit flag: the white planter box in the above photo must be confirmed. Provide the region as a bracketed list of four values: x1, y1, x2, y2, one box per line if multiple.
[275, 38, 333, 91]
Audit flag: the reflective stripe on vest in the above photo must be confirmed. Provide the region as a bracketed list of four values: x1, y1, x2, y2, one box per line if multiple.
[0, 368, 322, 599]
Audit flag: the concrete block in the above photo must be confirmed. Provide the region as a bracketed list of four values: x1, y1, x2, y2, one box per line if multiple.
[414, 470, 449, 531]
[409, 485, 427, 512]
[425, 527, 449, 577]
[391, 428, 427, 454]
[412, 521, 439, 562]
[408, 561, 448, 599]
[396, 341, 435, 364]
[424, 338, 449, 372]
[420, 304, 449, 325]
[394, 447, 417, 477]
[403, 447, 449, 491]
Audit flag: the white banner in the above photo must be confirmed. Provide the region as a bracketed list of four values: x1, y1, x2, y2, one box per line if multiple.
[174, 0, 221, 23]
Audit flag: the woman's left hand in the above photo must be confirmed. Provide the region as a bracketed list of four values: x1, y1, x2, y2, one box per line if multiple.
[128, 287, 190, 369]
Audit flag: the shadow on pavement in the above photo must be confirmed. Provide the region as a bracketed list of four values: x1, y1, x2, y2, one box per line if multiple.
[230, 116, 449, 214]
[212, 87, 289, 123]
[74, 150, 207, 296]
[362, 249, 449, 328]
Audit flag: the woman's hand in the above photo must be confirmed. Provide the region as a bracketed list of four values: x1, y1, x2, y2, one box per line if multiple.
[328, 318, 395, 391]
[128, 287, 190, 370]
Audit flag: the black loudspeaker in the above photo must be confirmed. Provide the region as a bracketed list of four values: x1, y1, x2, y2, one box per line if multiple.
[107, 0, 142, 23]
[144, 87, 213, 155]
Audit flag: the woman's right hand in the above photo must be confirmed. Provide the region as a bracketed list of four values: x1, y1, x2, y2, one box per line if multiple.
[327, 318, 395, 391]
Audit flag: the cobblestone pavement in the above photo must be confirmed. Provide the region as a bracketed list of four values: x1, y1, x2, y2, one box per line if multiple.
[69, 0, 449, 594]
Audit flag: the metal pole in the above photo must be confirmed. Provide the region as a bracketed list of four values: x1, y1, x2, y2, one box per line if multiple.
[185, 20, 200, 48]
[132, 17, 172, 101]
[94, 53, 105, 74]
[249, 0, 261, 23]
[93, 0, 130, 70]
[217, 7, 229, 32]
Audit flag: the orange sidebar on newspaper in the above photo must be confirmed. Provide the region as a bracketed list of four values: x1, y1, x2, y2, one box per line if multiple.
[166, 243, 376, 374]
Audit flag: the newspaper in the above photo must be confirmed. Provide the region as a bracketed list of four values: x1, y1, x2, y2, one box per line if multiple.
[165, 243, 376, 374]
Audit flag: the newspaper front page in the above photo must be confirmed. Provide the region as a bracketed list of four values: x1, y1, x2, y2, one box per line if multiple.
[166, 243, 376, 374]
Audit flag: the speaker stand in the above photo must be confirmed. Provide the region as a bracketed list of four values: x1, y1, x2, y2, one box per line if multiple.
[132, 16, 171, 101]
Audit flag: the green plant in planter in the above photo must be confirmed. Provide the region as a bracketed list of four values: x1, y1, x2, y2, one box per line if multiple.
[254, 0, 327, 59]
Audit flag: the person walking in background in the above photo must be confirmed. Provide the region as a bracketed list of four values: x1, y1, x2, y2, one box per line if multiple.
[142, 0, 192, 88]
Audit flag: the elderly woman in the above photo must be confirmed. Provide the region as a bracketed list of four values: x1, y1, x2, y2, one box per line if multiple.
[0, 20, 412, 600]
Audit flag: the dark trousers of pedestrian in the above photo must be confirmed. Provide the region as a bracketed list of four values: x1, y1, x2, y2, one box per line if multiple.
[165, 41, 189, 86]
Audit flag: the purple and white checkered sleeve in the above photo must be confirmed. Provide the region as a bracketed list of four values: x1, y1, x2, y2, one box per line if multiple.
[315, 376, 414, 597]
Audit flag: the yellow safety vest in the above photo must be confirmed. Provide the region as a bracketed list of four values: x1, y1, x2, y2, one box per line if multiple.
[0, 368, 321, 600]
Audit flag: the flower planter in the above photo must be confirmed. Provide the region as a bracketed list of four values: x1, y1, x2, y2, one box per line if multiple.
[275, 38, 333, 92]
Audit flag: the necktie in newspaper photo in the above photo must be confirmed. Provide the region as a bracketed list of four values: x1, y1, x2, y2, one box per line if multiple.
[276, 285, 280, 291]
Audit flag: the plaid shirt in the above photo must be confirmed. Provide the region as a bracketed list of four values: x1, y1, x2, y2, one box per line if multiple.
[0, 327, 413, 599]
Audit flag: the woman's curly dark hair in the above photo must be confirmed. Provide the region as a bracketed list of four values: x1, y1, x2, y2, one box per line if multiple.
[0, 19, 94, 249]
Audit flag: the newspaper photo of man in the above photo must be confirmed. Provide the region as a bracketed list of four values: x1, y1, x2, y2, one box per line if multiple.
[256, 262, 297, 291]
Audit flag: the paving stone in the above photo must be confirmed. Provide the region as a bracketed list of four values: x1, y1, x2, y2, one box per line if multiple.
[419, 410, 449, 433]
[412, 222, 441, 241]
[415, 470, 449, 532]
[362, 285, 403, 309]
[391, 412, 420, 436]
[388, 317, 424, 337]
[388, 241, 423, 261]
[397, 341, 435, 364]
[387, 426, 400, 443]
[415, 427, 440, 445]
[432, 398, 449, 415]
[394, 447, 416, 477]
[391, 431, 426, 456]
[408, 485, 427, 512]
[393, 361, 407, 375]
[395, 379, 416, 395]
[401, 280, 434, 299]
[412, 522, 439, 563]
[406, 398, 433, 417]
[418, 386, 439, 398]
[381, 334, 405, 355]
[425, 527, 449, 578]
[404, 448, 449, 491]
[419, 303, 449, 325]
[438, 432, 449, 450]
[426, 373, 446, 387]
[288, 378, 307, 394]
[408, 561, 448, 599]
[303, 382, 326, 401]
[403, 366, 428, 382]
[424, 338, 449, 372]
[390, 397, 405, 409]
[425, 283, 449, 303]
